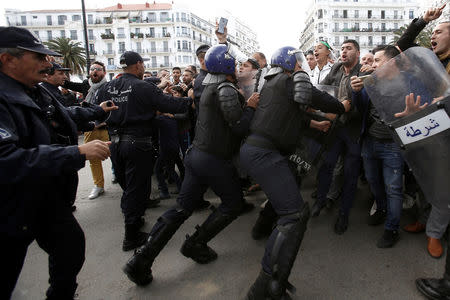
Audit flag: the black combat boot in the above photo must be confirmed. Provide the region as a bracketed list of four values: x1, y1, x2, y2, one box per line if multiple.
[181, 207, 237, 264]
[122, 223, 149, 251]
[246, 203, 310, 300]
[123, 211, 190, 285]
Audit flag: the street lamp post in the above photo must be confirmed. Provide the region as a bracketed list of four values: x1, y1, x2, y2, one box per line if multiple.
[81, 0, 90, 74]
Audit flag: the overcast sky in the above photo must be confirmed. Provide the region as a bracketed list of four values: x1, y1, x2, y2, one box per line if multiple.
[0, 0, 310, 57]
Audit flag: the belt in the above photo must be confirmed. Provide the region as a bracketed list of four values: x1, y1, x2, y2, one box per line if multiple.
[245, 135, 278, 151]
[111, 134, 152, 144]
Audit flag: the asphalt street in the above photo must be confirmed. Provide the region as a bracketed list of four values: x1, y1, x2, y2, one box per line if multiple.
[11, 148, 443, 300]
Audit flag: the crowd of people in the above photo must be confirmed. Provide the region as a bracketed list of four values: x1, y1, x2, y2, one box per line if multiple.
[1, 4, 449, 300]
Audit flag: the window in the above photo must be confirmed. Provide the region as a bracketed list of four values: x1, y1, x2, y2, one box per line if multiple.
[394, 10, 398, 19]
[136, 42, 142, 52]
[88, 29, 94, 40]
[160, 12, 169, 21]
[60, 30, 65, 38]
[149, 27, 155, 37]
[46, 15, 52, 25]
[151, 56, 157, 67]
[150, 41, 156, 52]
[47, 30, 52, 40]
[88, 15, 93, 24]
[21, 16, 27, 25]
[164, 56, 169, 66]
[318, 23, 323, 33]
[89, 44, 95, 53]
[118, 28, 125, 39]
[70, 30, 77, 40]
[344, 23, 348, 29]
[368, 23, 373, 30]
[192, 31, 196, 39]
[177, 40, 181, 50]
[394, 23, 398, 29]
[333, 10, 338, 18]
[135, 28, 140, 34]
[162, 27, 167, 36]
[58, 15, 67, 25]
[368, 36, 373, 46]
[334, 36, 340, 45]
[355, 23, 359, 30]
[381, 10, 385, 19]
[382, 36, 386, 44]
[107, 43, 113, 52]
[163, 41, 169, 51]
[334, 23, 339, 31]
[182, 40, 188, 49]
[318, 9, 323, 19]
[368, 10, 372, 19]
[148, 12, 156, 22]
[181, 12, 187, 22]
[381, 23, 386, 31]
[409, 10, 414, 19]
[183, 56, 189, 63]
[181, 26, 187, 34]
[109, 73, 114, 81]
[119, 42, 125, 53]
[343, 10, 348, 18]
[72, 15, 81, 22]
[34, 31, 39, 38]
[354, 10, 359, 18]
[108, 58, 114, 65]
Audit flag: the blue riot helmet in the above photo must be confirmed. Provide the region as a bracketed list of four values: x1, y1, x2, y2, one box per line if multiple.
[271, 46, 311, 73]
[205, 44, 236, 75]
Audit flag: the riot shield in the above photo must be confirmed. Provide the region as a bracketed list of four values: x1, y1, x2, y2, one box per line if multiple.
[364, 47, 450, 211]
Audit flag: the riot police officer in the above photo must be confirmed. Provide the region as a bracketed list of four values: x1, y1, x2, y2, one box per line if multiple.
[0, 26, 114, 300]
[239, 46, 350, 299]
[95, 51, 193, 252]
[122, 44, 259, 285]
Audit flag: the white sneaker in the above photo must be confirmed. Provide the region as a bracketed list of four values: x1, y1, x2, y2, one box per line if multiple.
[88, 186, 104, 199]
[370, 200, 377, 216]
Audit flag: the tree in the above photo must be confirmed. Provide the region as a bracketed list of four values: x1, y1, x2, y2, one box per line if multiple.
[391, 25, 433, 48]
[44, 37, 86, 74]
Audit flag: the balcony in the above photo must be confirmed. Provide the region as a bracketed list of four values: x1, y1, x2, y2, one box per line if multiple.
[103, 50, 115, 55]
[100, 33, 115, 40]
[145, 33, 171, 39]
[118, 49, 126, 54]
[130, 32, 144, 39]
[147, 48, 170, 53]
[176, 33, 191, 38]
[106, 65, 117, 71]
[177, 48, 192, 53]
[117, 33, 126, 39]
[132, 48, 146, 54]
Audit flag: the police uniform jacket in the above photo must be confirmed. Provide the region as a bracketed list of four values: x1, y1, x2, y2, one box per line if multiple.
[96, 73, 191, 138]
[0, 72, 106, 237]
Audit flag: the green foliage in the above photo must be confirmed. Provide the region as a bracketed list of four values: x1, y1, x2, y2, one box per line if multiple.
[44, 37, 86, 74]
[391, 25, 433, 48]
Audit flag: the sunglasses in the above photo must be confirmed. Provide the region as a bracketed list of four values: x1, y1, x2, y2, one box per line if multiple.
[90, 67, 103, 71]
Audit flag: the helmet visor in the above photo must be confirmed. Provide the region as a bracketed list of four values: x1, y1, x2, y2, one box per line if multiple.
[287, 49, 311, 73]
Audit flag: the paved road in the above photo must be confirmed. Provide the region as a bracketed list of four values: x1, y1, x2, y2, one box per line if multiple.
[11, 151, 442, 299]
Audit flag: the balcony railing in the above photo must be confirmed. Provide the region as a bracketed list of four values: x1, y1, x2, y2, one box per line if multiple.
[117, 33, 126, 39]
[103, 50, 115, 55]
[100, 33, 115, 40]
[106, 65, 117, 71]
[147, 48, 170, 53]
[130, 32, 144, 39]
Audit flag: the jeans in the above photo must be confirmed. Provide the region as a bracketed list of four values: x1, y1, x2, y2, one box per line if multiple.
[361, 136, 404, 231]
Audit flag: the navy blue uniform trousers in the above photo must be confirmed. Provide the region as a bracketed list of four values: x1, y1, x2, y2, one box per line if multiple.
[111, 139, 154, 225]
[3, 209, 85, 300]
[240, 141, 305, 273]
[161, 147, 243, 221]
